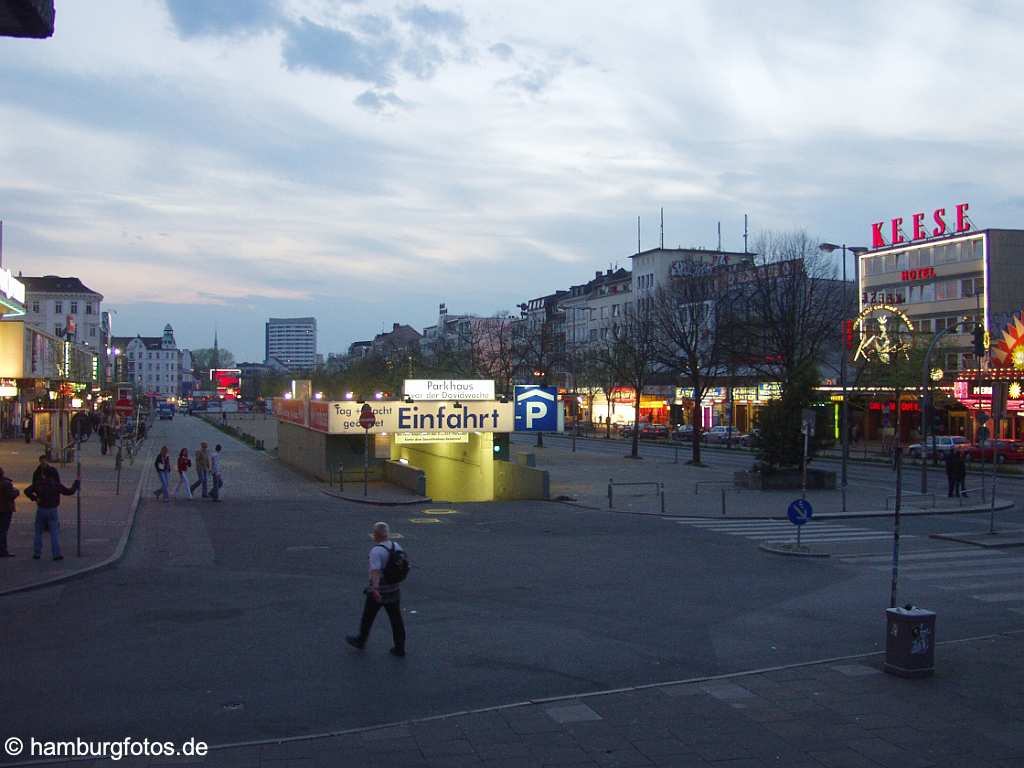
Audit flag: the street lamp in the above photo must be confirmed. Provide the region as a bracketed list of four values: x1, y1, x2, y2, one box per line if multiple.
[819, 242, 868, 515]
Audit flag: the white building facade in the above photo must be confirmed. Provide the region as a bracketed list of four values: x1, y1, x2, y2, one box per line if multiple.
[19, 275, 103, 348]
[113, 324, 189, 398]
[265, 316, 317, 370]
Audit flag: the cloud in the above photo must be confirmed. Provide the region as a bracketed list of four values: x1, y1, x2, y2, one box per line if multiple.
[164, 0, 283, 38]
[354, 89, 409, 114]
[489, 42, 515, 61]
[397, 4, 466, 41]
[401, 43, 446, 80]
[281, 17, 400, 86]
[355, 14, 393, 36]
[499, 67, 555, 95]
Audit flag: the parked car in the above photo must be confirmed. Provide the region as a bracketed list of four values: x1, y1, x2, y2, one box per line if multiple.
[157, 402, 175, 420]
[956, 439, 1024, 464]
[638, 423, 670, 440]
[906, 435, 967, 459]
[671, 424, 695, 442]
[702, 425, 746, 445]
[740, 428, 761, 448]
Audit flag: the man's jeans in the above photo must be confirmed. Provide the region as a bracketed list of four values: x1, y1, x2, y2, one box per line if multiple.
[191, 468, 209, 497]
[33, 506, 61, 558]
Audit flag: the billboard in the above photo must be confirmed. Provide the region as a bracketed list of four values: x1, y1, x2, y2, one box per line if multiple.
[211, 368, 241, 399]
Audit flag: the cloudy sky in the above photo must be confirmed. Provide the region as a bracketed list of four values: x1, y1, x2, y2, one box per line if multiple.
[1, 0, 1022, 360]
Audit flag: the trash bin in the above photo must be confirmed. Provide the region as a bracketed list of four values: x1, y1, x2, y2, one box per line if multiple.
[884, 605, 936, 678]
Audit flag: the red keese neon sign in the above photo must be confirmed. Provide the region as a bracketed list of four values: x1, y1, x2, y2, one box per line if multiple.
[872, 203, 971, 248]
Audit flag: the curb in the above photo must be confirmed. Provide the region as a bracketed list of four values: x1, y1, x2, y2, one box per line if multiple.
[9, 630, 1020, 766]
[582, 499, 1016, 521]
[759, 542, 831, 558]
[321, 489, 433, 507]
[0, 459, 147, 597]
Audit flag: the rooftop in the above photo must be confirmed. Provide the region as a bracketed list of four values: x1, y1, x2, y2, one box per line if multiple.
[19, 275, 103, 297]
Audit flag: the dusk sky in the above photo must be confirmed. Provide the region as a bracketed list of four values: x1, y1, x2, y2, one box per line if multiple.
[1, 1, 1022, 361]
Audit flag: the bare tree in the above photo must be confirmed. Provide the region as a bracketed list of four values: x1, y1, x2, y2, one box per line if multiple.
[653, 275, 735, 464]
[608, 304, 661, 459]
[739, 230, 847, 394]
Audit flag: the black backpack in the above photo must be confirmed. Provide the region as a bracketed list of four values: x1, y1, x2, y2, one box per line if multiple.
[376, 543, 410, 584]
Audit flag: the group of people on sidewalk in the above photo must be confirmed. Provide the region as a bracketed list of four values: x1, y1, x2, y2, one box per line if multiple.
[153, 442, 224, 502]
[0, 455, 79, 561]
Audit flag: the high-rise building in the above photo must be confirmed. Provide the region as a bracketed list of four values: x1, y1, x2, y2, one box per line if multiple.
[265, 317, 317, 370]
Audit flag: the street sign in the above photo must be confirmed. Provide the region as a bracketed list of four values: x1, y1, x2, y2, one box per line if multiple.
[358, 404, 376, 430]
[801, 408, 816, 436]
[787, 498, 813, 526]
[514, 386, 559, 431]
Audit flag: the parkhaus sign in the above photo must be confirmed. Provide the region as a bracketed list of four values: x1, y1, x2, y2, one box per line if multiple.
[871, 202, 972, 249]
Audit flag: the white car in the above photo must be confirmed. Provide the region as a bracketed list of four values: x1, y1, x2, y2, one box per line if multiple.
[702, 426, 746, 445]
[906, 436, 967, 459]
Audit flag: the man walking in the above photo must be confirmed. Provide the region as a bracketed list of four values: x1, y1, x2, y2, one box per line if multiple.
[210, 444, 223, 502]
[0, 466, 20, 557]
[24, 455, 79, 561]
[191, 442, 210, 497]
[944, 450, 957, 498]
[346, 522, 407, 657]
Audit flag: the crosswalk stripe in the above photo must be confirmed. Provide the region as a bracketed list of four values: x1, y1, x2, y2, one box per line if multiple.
[937, 579, 1024, 591]
[896, 558, 1011, 572]
[971, 592, 1024, 603]
[755, 533, 898, 543]
[842, 549, 1007, 564]
[681, 522, 871, 534]
[901, 566, 1024, 581]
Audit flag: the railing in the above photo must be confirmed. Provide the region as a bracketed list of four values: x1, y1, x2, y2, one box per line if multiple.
[608, 479, 664, 514]
[694, 480, 744, 516]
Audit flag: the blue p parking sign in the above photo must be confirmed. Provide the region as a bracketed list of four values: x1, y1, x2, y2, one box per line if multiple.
[514, 386, 559, 431]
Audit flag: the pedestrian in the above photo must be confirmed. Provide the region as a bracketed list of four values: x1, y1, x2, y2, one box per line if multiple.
[0, 466, 20, 557]
[24, 454, 78, 561]
[957, 450, 968, 498]
[173, 448, 193, 499]
[210, 444, 223, 502]
[22, 413, 32, 444]
[153, 446, 171, 501]
[944, 450, 957, 498]
[346, 521, 408, 657]
[191, 442, 210, 497]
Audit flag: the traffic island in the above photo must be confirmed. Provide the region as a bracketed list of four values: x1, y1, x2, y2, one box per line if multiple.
[758, 541, 831, 558]
[929, 529, 1024, 548]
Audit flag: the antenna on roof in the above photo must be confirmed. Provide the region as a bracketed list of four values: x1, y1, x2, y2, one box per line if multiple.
[744, 214, 749, 254]
[637, 216, 641, 255]
[660, 208, 664, 249]
[717, 221, 722, 251]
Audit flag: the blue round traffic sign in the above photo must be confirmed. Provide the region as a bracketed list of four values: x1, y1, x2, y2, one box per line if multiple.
[787, 499, 813, 526]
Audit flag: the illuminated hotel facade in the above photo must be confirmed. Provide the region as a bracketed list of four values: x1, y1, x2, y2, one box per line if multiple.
[858, 224, 1024, 439]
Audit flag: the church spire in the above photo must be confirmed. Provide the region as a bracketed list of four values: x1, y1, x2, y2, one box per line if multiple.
[212, 325, 220, 371]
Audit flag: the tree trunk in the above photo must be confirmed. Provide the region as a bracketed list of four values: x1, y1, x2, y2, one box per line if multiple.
[631, 389, 641, 458]
[691, 400, 702, 464]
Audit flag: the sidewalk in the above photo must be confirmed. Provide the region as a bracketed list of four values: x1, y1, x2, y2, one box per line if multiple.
[16, 630, 1008, 767]
[517, 440, 1017, 520]
[0, 434, 145, 595]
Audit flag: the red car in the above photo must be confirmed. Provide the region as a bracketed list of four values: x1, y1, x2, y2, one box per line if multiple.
[956, 440, 1024, 464]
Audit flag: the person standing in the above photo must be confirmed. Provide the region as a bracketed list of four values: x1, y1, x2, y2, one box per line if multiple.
[153, 446, 171, 502]
[173, 448, 193, 499]
[191, 442, 210, 498]
[0, 466, 20, 557]
[956, 449, 968, 498]
[346, 522, 407, 657]
[24, 455, 78, 561]
[944, 449, 957, 498]
[210, 444, 223, 502]
[22, 413, 32, 444]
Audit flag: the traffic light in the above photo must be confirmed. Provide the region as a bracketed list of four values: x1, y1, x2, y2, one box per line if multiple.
[972, 324, 986, 358]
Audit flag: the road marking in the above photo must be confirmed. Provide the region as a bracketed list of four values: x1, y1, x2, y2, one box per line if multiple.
[423, 508, 458, 515]
[408, 518, 445, 524]
[897, 556, 1011, 572]
[674, 518, 905, 544]
[755, 532, 896, 542]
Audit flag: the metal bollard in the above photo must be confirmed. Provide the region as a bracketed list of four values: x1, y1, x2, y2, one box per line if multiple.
[674, 446, 679, 464]
[608, 478, 613, 509]
[721, 487, 726, 516]
[660, 482, 665, 514]
[339, 464, 345, 491]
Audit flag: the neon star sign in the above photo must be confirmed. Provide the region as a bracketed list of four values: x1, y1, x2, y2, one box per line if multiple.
[853, 304, 914, 365]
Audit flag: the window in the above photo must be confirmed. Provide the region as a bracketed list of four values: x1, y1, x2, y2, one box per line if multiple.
[86, 303, 93, 314]
[90, 327, 96, 337]
[612, 304, 620, 317]
[55, 301, 62, 314]
[914, 319, 931, 333]
[960, 277, 984, 297]
[945, 353, 960, 371]
[31, 301, 39, 313]
[909, 249, 932, 268]
[961, 239, 982, 261]
[934, 245, 958, 265]
[883, 254, 898, 273]
[935, 280, 959, 301]
[55, 325, 62, 336]
[70, 301, 78, 314]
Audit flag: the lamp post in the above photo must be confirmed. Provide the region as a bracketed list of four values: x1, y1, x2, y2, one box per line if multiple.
[819, 243, 868, 515]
